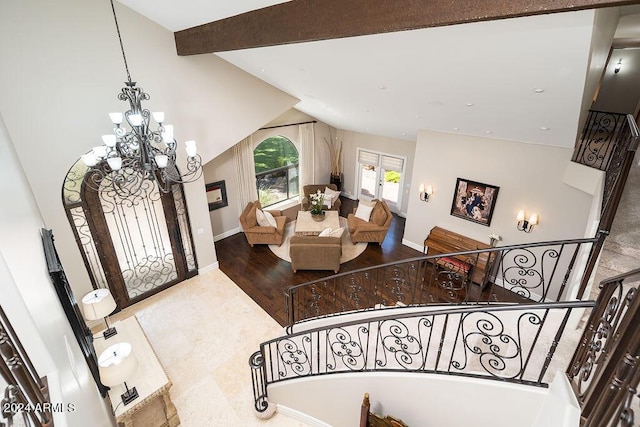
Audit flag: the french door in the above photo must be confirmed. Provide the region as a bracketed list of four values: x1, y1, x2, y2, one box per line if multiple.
[357, 149, 405, 212]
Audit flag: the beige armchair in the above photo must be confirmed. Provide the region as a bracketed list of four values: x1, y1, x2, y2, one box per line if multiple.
[239, 201, 287, 247]
[301, 184, 342, 212]
[289, 235, 342, 273]
[347, 199, 392, 245]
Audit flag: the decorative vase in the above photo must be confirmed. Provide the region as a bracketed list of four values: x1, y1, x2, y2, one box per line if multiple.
[330, 173, 343, 191]
[311, 211, 326, 222]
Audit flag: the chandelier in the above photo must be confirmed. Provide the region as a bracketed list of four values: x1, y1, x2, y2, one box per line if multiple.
[82, 0, 202, 197]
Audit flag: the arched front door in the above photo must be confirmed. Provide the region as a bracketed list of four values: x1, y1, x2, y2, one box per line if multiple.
[62, 160, 197, 309]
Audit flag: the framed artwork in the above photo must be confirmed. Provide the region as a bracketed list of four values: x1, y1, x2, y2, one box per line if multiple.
[206, 180, 228, 211]
[450, 178, 499, 226]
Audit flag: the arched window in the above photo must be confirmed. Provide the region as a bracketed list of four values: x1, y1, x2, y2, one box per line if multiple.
[254, 136, 299, 207]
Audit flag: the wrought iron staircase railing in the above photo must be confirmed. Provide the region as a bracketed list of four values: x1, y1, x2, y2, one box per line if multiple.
[567, 267, 640, 426]
[250, 300, 594, 415]
[285, 236, 599, 329]
[572, 110, 629, 172]
[573, 111, 639, 299]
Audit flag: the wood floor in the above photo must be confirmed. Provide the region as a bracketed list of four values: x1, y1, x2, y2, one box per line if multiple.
[215, 197, 423, 326]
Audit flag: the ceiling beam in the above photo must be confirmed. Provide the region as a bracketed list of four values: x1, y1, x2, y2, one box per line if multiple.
[175, 0, 639, 56]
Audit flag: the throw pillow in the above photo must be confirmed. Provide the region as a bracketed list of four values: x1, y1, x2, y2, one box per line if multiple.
[354, 203, 374, 222]
[320, 192, 332, 209]
[327, 227, 344, 238]
[318, 227, 345, 238]
[318, 227, 333, 237]
[256, 209, 277, 227]
[324, 187, 341, 207]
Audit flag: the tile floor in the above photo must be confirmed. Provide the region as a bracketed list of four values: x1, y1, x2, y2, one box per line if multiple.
[110, 269, 310, 426]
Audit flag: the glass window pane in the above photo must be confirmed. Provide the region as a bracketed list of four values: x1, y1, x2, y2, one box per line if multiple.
[254, 136, 299, 207]
[359, 164, 377, 198]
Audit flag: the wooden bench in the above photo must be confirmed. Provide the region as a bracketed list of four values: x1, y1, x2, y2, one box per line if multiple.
[423, 226, 494, 287]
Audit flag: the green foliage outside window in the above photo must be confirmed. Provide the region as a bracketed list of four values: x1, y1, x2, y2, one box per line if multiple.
[385, 170, 400, 183]
[254, 136, 299, 173]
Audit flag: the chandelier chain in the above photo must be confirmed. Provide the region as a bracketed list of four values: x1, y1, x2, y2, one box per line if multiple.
[110, 0, 132, 84]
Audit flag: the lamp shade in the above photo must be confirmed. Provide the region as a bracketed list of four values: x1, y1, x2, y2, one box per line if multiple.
[82, 288, 116, 321]
[98, 342, 138, 387]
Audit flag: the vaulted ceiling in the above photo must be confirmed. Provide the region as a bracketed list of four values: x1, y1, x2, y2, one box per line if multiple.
[118, 0, 640, 148]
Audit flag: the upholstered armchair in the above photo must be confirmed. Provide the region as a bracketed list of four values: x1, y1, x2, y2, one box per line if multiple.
[301, 184, 342, 212]
[239, 201, 287, 247]
[347, 199, 392, 244]
[289, 235, 342, 273]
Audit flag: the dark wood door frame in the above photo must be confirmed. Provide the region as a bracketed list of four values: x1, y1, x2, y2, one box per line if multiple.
[80, 172, 192, 310]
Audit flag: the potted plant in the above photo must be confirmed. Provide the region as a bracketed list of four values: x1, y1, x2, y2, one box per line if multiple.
[309, 190, 326, 221]
[323, 136, 342, 191]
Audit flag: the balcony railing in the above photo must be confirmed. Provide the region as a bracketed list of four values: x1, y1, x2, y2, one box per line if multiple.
[250, 301, 593, 415]
[0, 305, 53, 427]
[285, 237, 598, 328]
[572, 110, 629, 171]
[567, 267, 640, 427]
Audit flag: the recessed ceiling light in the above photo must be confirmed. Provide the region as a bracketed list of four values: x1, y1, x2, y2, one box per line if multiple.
[401, 132, 407, 136]
[379, 85, 387, 90]
[453, 127, 459, 131]
[415, 115, 421, 119]
[260, 68, 266, 73]
[466, 103, 474, 107]
[533, 88, 545, 93]
[485, 131, 492, 134]
[540, 126, 550, 131]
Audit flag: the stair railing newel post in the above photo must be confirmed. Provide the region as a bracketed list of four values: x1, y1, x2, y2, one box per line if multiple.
[248, 349, 274, 419]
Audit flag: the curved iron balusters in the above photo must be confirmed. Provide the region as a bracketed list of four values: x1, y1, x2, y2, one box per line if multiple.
[286, 238, 596, 327]
[260, 302, 588, 386]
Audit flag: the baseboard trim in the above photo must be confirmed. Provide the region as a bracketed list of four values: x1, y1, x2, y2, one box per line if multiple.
[276, 404, 332, 427]
[402, 238, 424, 253]
[198, 262, 219, 274]
[214, 227, 241, 242]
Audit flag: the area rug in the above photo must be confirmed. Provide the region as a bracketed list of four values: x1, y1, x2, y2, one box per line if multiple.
[269, 217, 367, 264]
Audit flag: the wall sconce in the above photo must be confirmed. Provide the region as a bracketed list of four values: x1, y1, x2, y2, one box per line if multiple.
[419, 184, 433, 202]
[82, 288, 118, 339]
[98, 342, 139, 406]
[517, 210, 538, 233]
[614, 59, 622, 74]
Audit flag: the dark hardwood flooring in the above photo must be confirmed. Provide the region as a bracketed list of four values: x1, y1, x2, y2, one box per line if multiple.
[215, 197, 423, 326]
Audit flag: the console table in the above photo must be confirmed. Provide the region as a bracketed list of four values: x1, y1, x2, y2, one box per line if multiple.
[94, 316, 179, 427]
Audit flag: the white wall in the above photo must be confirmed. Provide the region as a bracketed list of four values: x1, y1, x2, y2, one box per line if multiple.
[593, 46, 640, 114]
[404, 131, 595, 251]
[270, 373, 549, 427]
[577, 7, 620, 129]
[0, 114, 113, 426]
[0, 0, 298, 299]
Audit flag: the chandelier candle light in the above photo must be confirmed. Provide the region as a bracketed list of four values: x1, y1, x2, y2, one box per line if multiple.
[82, 0, 202, 197]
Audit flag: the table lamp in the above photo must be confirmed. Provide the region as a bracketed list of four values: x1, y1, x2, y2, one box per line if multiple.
[98, 342, 139, 406]
[82, 288, 118, 339]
